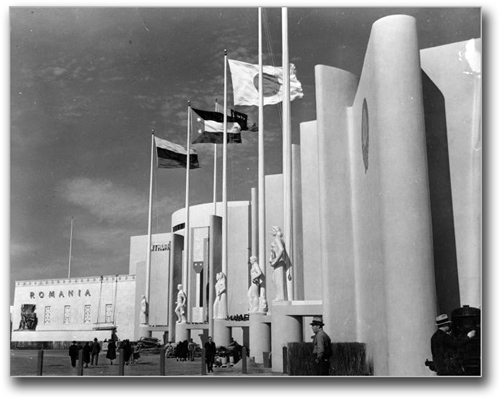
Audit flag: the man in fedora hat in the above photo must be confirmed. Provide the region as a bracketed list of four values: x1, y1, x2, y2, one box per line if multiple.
[431, 314, 476, 375]
[310, 316, 332, 376]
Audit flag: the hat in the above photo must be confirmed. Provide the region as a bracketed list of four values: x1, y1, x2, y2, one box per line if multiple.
[436, 314, 451, 327]
[310, 316, 324, 326]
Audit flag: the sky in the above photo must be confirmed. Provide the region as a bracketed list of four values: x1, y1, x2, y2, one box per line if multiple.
[7, 6, 482, 305]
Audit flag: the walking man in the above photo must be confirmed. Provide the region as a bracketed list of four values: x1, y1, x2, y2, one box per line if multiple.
[68, 341, 79, 367]
[204, 336, 216, 373]
[91, 337, 101, 366]
[311, 316, 332, 376]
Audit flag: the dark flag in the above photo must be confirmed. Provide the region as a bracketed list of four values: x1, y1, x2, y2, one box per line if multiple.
[229, 109, 258, 132]
[192, 108, 242, 144]
[155, 136, 200, 169]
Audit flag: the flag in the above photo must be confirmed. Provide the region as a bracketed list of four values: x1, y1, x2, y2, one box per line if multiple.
[155, 136, 200, 169]
[191, 108, 242, 144]
[228, 59, 304, 106]
[229, 109, 258, 132]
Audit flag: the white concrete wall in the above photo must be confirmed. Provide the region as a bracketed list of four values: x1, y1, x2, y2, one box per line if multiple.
[420, 39, 482, 308]
[312, 15, 438, 376]
[12, 275, 135, 342]
[299, 121, 322, 301]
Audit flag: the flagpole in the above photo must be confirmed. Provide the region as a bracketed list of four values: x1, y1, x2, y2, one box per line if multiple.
[183, 103, 192, 308]
[145, 131, 155, 303]
[140, 130, 155, 336]
[213, 99, 219, 215]
[282, 7, 294, 300]
[222, 50, 228, 281]
[68, 216, 73, 279]
[258, 7, 267, 313]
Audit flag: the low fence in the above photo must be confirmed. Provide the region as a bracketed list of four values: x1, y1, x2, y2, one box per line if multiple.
[11, 341, 71, 350]
[286, 342, 372, 376]
[14, 347, 249, 376]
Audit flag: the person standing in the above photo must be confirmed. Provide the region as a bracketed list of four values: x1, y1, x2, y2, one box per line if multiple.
[310, 316, 332, 376]
[188, 338, 196, 361]
[106, 339, 117, 365]
[122, 339, 133, 365]
[91, 337, 101, 366]
[111, 328, 118, 345]
[68, 341, 79, 367]
[431, 314, 476, 375]
[204, 336, 216, 373]
[82, 341, 91, 368]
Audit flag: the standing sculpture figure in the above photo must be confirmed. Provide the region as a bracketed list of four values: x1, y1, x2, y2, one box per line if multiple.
[247, 256, 263, 313]
[269, 226, 292, 301]
[140, 295, 148, 325]
[175, 284, 187, 323]
[213, 272, 228, 319]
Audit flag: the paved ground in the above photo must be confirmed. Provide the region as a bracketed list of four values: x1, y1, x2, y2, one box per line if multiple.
[10, 349, 283, 377]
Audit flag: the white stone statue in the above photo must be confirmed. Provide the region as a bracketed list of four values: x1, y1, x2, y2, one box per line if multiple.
[213, 272, 228, 319]
[247, 256, 263, 313]
[269, 226, 292, 301]
[140, 295, 148, 325]
[175, 284, 187, 323]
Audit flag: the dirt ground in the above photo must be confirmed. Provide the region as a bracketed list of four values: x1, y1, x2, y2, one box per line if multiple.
[10, 349, 281, 377]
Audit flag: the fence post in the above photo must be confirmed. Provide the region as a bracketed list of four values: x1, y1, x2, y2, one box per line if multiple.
[282, 346, 288, 374]
[263, 351, 271, 368]
[242, 347, 247, 374]
[201, 348, 206, 375]
[37, 349, 44, 376]
[78, 349, 84, 376]
[118, 348, 125, 376]
[160, 346, 166, 375]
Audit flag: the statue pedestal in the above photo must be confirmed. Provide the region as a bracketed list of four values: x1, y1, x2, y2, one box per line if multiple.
[175, 321, 189, 342]
[271, 301, 302, 373]
[139, 324, 151, 339]
[213, 319, 230, 347]
[249, 312, 271, 364]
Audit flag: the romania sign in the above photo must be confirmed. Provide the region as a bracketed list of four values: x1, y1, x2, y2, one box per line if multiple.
[29, 289, 92, 299]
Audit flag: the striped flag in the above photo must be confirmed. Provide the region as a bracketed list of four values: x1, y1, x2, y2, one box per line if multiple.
[191, 108, 243, 144]
[155, 136, 200, 169]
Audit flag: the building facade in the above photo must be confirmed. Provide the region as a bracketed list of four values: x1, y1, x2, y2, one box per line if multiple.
[11, 15, 481, 376]
[11, 275, 136, 346]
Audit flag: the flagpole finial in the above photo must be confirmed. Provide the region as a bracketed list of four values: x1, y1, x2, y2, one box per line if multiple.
[224, 49, 227, 56]
[188, 100, 191, 107]
[151, 129, 155, 135]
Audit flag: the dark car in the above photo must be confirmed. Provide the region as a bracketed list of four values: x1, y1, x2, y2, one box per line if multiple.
[136, 336, 163, 350]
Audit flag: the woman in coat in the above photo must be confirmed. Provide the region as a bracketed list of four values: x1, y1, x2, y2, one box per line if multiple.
[82, 341, 91, 368]
[106, 339, 117, 365]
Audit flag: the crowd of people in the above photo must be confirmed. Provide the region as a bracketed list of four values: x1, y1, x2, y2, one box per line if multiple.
[67, 329, 140, 368]
[165, 336, 247, 374]
[67, 311, 478, 376]
[68, 337, 102, 368]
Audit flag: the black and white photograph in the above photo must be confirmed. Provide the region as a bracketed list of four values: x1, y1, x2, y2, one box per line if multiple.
[6, 2, 489, 387]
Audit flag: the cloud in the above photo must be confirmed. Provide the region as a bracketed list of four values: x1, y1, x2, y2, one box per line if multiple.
[57, 177, 148, 224]
[75, 223, 135, 253]
[10, 240, 38, 259]
[57, 176, 184, 228]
